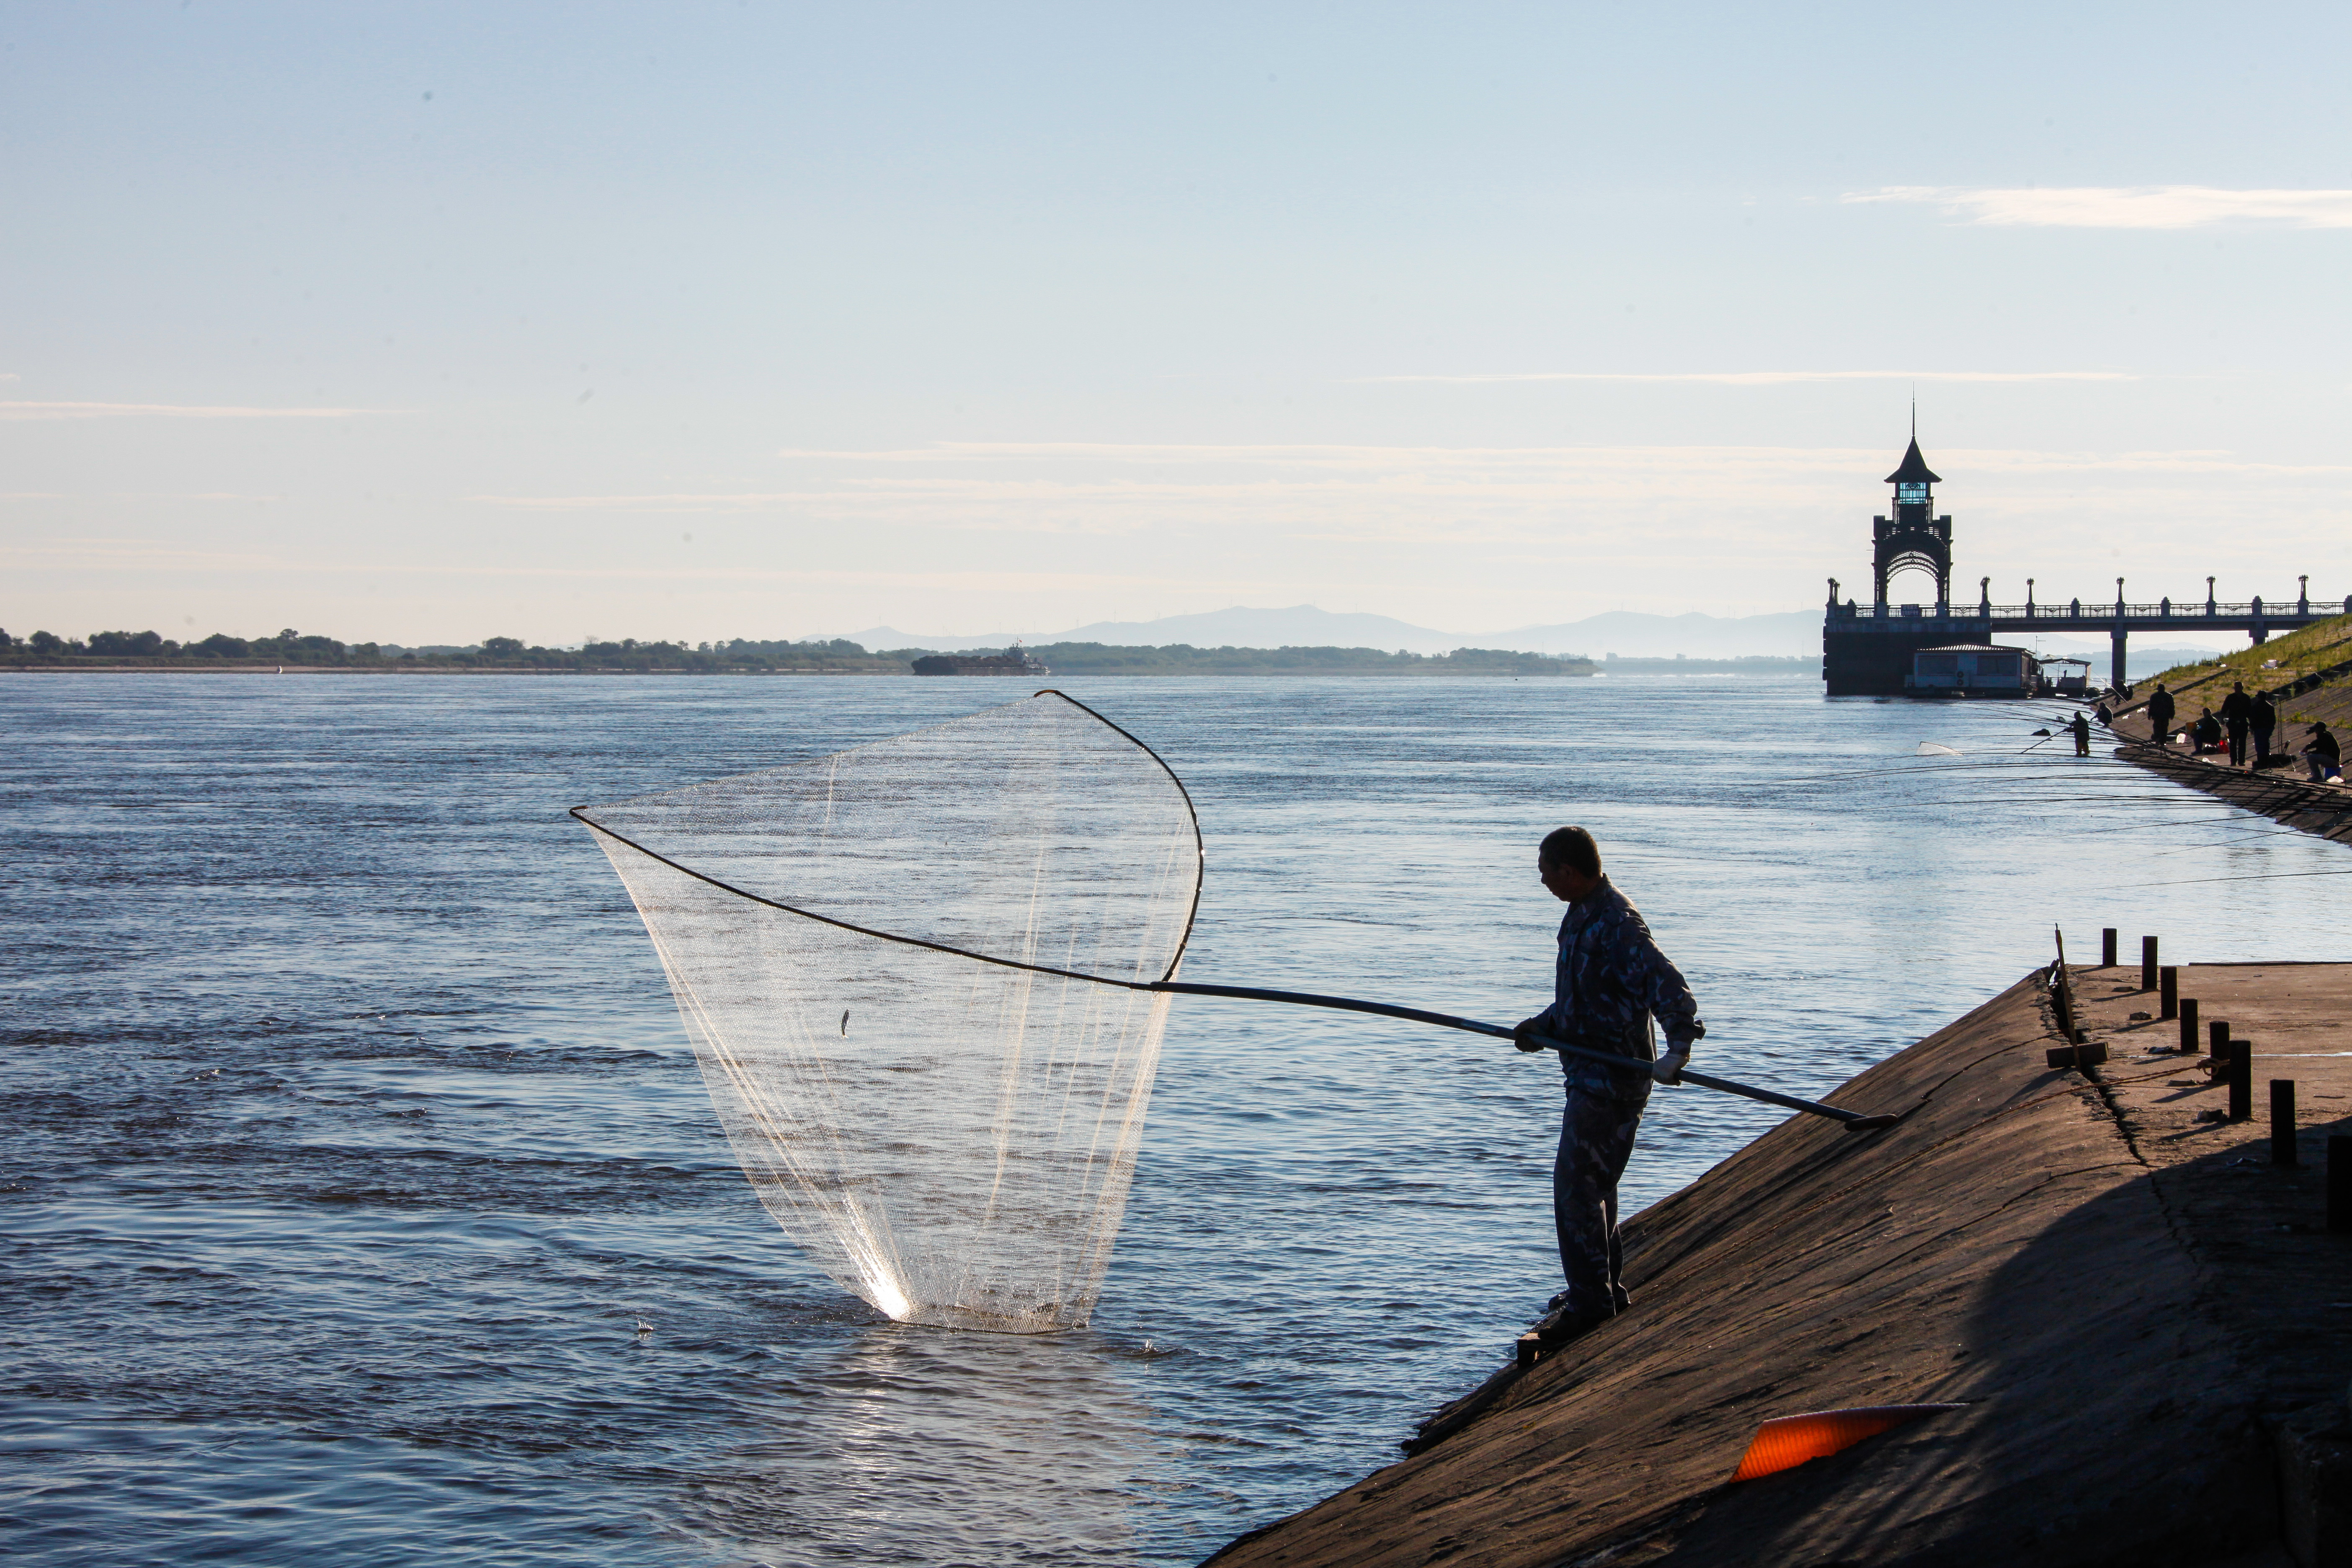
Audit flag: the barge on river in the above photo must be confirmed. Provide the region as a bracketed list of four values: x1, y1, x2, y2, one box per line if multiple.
[910, 642, 1052, 678]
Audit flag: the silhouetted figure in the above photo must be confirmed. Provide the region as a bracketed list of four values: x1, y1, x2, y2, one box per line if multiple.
[2220, 681, 2253, 766]
[2092, 700, 2114, 727]
[2147, 683, 2176, 746]
[2252, 689, 2278, 760]
[1512, 827, 1702, 1346]
[2070, 711, 2091, 756]
[2304, 721, 2341, 782]
[2193, 708, 2222, 755]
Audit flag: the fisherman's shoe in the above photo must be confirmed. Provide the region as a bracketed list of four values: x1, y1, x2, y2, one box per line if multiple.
[1547, 1288, 1632, 1314]
[1532, 1305, 1615, 1346]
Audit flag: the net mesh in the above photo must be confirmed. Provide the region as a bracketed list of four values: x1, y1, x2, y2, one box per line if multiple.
[576, 691, 1202, 1333]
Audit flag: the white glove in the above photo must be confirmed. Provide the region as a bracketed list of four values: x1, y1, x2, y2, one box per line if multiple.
[1652, 1050, 1689, 1086]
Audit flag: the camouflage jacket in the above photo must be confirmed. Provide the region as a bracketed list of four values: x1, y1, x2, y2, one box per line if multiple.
[1533, 876, 1704, 1095]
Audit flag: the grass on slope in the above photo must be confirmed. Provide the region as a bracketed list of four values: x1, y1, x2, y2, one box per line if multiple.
[2147, 613, 2352, 732]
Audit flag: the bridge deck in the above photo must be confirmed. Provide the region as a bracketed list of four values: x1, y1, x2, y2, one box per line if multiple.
[1821, 596, 2348, 694]
[1830, 599, 2349, 635]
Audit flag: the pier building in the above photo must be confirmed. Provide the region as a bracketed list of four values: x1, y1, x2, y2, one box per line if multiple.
[1821, 437, 2344, 696]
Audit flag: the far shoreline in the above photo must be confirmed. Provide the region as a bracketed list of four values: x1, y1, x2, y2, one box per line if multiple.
[2, 664, 1821, 678]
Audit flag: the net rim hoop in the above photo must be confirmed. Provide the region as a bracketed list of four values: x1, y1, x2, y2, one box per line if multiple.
[570, 688, 1205, 989]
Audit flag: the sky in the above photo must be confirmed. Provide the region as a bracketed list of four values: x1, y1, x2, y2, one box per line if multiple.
[4, 1, 2349, 647]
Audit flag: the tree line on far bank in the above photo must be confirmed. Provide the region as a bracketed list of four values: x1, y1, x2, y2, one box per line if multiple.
[0, 629, 903, 672]
[0, 627, 1599, 676]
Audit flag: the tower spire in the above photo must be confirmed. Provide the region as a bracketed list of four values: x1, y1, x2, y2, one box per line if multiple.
[1874, 421, 1950, 611]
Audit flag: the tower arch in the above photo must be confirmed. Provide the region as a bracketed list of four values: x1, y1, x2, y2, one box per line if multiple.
[1873, 436, 1951, 610]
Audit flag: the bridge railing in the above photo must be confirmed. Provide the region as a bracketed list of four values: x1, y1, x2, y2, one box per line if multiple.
[1829, 597, 2348, 622]
[1986, 599, 2349, 621]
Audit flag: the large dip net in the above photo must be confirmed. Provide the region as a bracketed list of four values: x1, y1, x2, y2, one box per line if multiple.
[575, 691, 1203, 1333]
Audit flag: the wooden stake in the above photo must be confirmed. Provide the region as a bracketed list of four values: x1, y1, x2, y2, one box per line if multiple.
[2272, 1081, 2298, 1167]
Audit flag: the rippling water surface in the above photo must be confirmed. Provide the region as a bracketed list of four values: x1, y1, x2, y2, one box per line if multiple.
[7, 674, 2346, 1565]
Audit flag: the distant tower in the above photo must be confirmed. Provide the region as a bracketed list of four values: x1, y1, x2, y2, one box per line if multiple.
[1872, 422, 1952, 612]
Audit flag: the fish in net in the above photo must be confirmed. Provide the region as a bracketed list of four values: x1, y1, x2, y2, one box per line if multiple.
[574, 691, 1202, 1333]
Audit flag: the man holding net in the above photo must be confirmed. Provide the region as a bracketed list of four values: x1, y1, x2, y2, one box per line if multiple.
[1512, 827, 1704, 1345]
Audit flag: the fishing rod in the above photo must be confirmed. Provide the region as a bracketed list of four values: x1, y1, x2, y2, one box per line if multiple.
[1152, 981, 1901, 1132]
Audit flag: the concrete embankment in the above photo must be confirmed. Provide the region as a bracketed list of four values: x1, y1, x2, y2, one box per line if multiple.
[2100, 612, 2352, 844]
[2117, 738, 2352, 848]
[1207, 962, 2352, 1568]
[2107, 702, 2352, 848]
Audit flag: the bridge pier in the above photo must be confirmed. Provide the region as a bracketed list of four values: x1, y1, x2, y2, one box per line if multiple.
[2112, 628, 2128, 693]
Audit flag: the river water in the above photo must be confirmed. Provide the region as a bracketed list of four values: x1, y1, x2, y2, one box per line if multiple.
[7, 674, 2345, 1566]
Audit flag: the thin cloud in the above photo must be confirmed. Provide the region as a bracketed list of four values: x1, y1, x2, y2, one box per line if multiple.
[0, 490, 288, 501]
[1354, 370, 2139, 385]
[474, 492, 808, 511]
[0, 538, 1180, 593]
[1847, 186, 2352, 230]
[0, 400, 394, 420]
[764, 441, 1903, 465]
[22, 442, 2341, 629]
[466, 445, 2352, 553]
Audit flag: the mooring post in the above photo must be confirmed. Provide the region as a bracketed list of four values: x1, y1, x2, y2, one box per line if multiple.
[2159, 965, 2179, 1020]
[2333, 1138, 2352, 1233]
[2273, 1081, 2298, 1166]
[2141, 935, 2159, 990]
[2101, 928, 2118, 967]
[2179, 997, 2200, 1053]
[2050, 966, 2081, 1045]
[2228, 1042, 2253, 1123]
[2210, 1019, 2231, 1057]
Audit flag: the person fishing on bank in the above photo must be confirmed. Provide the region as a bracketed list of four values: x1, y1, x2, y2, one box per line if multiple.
[2253, 688, 2278, 762]
[2304, 721, 2341, 783]
[1511, 827, 1703, 1346]
[2193, 707, 2222, 755]
[2221, 681, 2253, 767]
[2147, 683, 2176, 747]
[2070, 711, 2092, 756]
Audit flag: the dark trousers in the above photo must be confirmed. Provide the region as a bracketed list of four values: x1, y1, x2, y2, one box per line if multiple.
[2228, 721, 2249, 766]
[2255, 725, 2275, 759]
[1554, 1084, 1648, 1317]
[2073, 730, 2089, 756]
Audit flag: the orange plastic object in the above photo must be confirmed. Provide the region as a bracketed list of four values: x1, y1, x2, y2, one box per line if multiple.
[1730, 1404, 1965, 1481]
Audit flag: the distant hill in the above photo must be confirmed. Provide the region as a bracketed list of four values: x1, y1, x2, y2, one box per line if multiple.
[836, 606, 1453, 655]
[1499, 610, 1818, 658]
[831, 604, 1822, 659]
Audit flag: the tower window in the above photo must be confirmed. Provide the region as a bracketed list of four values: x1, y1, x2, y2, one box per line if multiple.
[1896, 482, 1929, 506]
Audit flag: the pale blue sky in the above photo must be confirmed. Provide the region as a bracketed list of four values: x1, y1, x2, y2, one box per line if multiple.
[5, 2, 2348, 644]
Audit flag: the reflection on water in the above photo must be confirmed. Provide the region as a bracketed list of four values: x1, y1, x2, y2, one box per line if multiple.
[4, 674, 2347, 1565]
[678, 1326, 1165, 1566]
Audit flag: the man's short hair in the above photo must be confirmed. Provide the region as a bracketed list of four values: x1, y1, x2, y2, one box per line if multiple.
[1539, 826, 1601, 877]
